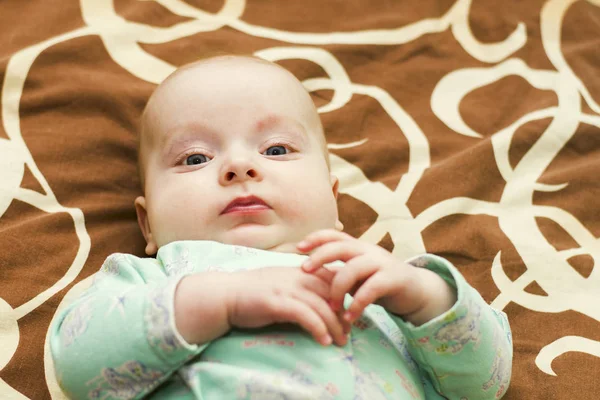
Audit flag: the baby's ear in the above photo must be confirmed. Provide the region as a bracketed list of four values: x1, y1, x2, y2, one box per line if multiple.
[330, 174, 344, 231]
[330, 174, 339, 199]
[134, 196, 158, 255]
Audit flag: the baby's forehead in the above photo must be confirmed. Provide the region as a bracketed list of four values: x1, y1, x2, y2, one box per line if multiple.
[146, 58, 303, 124]
[139, 55, 326, 163]
[161, 56, 291, 91]
[145, 57, 313, 126]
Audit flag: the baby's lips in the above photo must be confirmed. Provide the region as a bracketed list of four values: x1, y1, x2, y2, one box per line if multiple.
[220, 194, 270, 214]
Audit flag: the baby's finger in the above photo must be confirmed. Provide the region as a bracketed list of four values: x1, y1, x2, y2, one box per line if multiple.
[300, 272, 332, 299]
[297, 229, 354, 253]
[309, 266, 336, 285]
[295, 291, 348, 346]
[277, 298, 332, 346]
[343, 320, 352, 334]
[302, 241, 363, 272]
[344, 274, 395, 322]
[338, 309, 352, 334]
[330, 255, 379, 310]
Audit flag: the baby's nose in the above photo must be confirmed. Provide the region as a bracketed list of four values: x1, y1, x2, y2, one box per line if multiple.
[224, 167, 258, 182]
[219, 157, 263, 185]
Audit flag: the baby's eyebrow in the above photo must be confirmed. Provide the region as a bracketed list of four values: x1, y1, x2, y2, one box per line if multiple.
[163, 136, 196, 159]
[254, 114, 306, 135]
[162, 122, 215, 159]
[254, 115, 310, 148]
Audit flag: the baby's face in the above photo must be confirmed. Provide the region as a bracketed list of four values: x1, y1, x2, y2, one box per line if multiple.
[136, 58, 341, 255]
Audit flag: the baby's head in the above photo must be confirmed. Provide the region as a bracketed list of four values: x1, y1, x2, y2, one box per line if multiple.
[135, 55, 343, 255]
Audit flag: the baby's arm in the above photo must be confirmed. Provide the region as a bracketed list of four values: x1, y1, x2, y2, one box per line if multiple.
[172, 272, 234, 346]
[392, 255, 513, 399]
[51, 255, 347, 399]
[50, 254, 205, 399]
[299, 230, 512, 399]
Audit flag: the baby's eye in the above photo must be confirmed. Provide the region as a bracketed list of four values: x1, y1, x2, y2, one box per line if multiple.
[263, 146, 288, 156]
[185, 154, 210, 165]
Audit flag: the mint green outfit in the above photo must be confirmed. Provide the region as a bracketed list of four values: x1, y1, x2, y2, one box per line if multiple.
[50, 241, 512, 399]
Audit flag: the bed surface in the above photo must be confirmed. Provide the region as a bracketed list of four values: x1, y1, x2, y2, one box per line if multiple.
[1, 0, 600, 398]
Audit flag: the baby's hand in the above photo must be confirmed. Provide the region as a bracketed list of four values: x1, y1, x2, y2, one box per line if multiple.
[298, 230, 457, 326]
[227, 267, 348, 346]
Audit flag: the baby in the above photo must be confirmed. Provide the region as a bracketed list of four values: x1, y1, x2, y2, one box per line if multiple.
[50, 55, 512, 399]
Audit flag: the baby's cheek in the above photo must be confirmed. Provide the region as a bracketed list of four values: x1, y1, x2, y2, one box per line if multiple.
[287, 187, 337, 227]
[148, 188, 203, 241]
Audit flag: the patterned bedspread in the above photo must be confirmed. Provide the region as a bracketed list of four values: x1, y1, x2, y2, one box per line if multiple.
[1, 1, 599, 398]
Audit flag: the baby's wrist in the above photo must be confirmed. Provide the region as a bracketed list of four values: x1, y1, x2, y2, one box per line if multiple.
[401, 268, 457, 326]
[223, 272, 242, 327]
[174, 273, 234, 345]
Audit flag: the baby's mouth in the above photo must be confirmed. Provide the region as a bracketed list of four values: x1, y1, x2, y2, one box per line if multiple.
[220, 195, 271, 215]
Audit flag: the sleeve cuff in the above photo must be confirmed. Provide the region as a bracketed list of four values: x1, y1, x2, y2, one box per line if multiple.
[389, 254, 481, 351]
[145, 274, 208, 366]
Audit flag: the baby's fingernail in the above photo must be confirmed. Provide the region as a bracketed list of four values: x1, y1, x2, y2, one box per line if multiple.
[302, 260, 312, 270]
[343, 312, 354, 322]
[322, 335, 332, 345]
[297, 241, 308, 248]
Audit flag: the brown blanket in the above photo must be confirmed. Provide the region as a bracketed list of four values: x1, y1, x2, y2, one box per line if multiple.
[2, 0, 600, 398]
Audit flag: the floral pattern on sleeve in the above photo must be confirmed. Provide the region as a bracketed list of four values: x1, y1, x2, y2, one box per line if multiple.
[180, 362, 337, 400]
[144, 281, 183, 354]
[92, 254, 127, 288]
[59, 299, 93, 348]
[86, 361, 163, 400]
[431, 298, 482, 354]
[163, 247, 193, 277]
[407, 298, 482, 355]
[483, 329, 512, 398]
